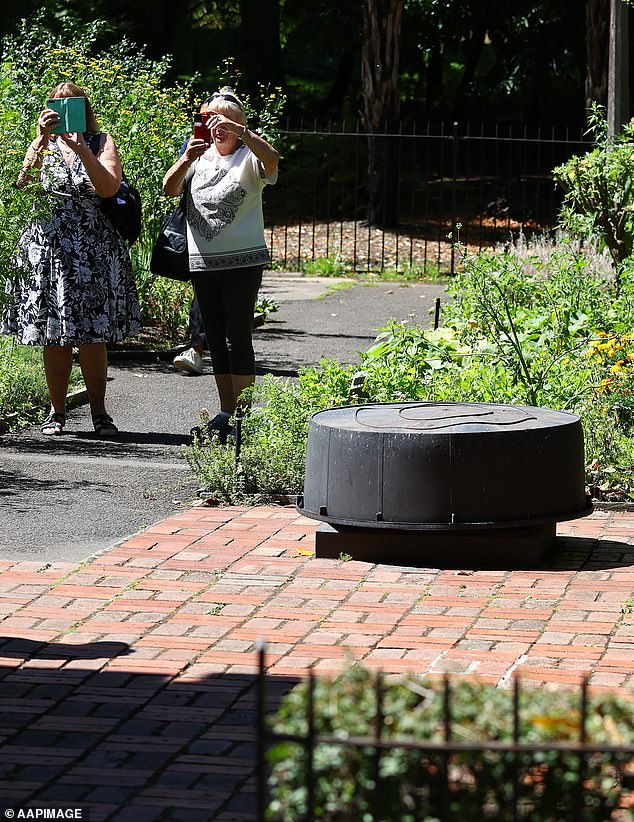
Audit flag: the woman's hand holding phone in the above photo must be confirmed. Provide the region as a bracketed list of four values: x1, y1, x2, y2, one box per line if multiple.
[184, 136, 208, 163]
[37, 108, 61, 139]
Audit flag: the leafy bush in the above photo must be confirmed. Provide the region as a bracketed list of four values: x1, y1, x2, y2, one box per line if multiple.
[0, 336, 82, 426]
[185, 362, 353, 502]
[267, 666, 634, 821]
[554, 106, 634, 282]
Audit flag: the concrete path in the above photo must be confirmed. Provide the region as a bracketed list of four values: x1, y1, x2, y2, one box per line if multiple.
[0, 274, 445, 563]
[0, 505, 632, 819]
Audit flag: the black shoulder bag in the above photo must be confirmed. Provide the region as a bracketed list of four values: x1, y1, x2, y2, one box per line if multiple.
[87, 133, 142, 246]
[149, 190, 190, 282]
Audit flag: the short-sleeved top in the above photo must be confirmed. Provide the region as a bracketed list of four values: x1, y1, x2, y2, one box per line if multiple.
[185, 143, 277, 272]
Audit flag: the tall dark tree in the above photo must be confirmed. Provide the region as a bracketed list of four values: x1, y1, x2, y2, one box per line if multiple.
[361, 0, 403, 226]
[238, 0, 285, 96]
[586, 0, 610, 110]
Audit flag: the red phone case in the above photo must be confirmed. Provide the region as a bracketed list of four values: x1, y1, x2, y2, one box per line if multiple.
[193, 112, 210, 144]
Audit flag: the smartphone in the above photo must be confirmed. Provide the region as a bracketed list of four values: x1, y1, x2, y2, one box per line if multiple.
[46, 97, 86, 135]
[193, 112, 210, 145]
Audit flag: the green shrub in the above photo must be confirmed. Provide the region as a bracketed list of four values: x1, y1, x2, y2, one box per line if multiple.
[0, 336, 82, 426]
[185, 361, 354, 502]
[267, 665, 634, 821]
[554, 105, 634, 282]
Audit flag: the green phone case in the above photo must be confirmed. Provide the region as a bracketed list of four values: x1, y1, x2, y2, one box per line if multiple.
[46, 97, 87, 135]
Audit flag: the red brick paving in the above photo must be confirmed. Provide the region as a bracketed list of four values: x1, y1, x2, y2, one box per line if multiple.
[0, 505, 632, 819]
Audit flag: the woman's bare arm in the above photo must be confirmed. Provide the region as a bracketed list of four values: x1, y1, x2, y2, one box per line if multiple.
[163, 138, 208, 197]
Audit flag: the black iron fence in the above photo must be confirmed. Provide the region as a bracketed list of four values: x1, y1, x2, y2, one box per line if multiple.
[264, 121, 592, 274]
[256, 648, 633, 821]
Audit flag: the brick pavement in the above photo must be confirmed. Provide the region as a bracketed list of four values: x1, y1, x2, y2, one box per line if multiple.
[0, 505, 632, 819]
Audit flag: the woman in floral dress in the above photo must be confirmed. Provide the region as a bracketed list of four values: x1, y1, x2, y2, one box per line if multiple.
[2, 82, 141, 436]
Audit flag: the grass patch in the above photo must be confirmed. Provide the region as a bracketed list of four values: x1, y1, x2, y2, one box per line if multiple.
[301, 255, 352, 277]
[316, 281, 357, 298]
[298, 256, 450, 283]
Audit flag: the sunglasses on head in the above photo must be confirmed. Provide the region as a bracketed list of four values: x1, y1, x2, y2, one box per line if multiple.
[203, 92, 243, 109]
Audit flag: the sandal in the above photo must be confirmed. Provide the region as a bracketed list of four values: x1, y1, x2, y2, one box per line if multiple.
[40, 411, 65, 436]
[93, 413, 119, 438]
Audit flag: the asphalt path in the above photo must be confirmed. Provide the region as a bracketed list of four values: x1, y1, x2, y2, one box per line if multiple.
[0, 274, 446, 562]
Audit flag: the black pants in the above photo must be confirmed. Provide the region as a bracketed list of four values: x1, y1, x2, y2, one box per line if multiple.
[192, 266, 263, 375]
[188, 296, 207, 350]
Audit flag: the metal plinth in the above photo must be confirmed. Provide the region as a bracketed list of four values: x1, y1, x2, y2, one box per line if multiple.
[314, 522, 557, 569]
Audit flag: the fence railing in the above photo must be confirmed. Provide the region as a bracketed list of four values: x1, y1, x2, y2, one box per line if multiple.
[265, 121, 592, 274]
[256, 646, 633, 821]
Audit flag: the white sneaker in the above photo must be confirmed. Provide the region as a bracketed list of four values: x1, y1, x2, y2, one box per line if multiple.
[173, 347, 204, 375]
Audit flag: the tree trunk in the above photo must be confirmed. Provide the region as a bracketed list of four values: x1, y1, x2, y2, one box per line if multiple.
[451, 23, 487, 120]
[361, 0, 403, 228]
[586, 0, 610, 111]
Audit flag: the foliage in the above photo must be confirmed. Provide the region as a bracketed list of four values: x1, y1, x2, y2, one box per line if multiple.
[185, 362, 353, 502]
[554, 106, 634, 281]
[267, 665, 634, 821]
[0, 0, 590, 126]
[187, 234, 634, 503]
[302, 255, 352, 277]
[255, 292, 280, 316]
[439, 243, 608, 406]
[0, 336, 82, 427]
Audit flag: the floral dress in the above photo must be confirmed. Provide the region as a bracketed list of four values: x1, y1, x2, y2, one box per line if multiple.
[2, 137, 142, 346]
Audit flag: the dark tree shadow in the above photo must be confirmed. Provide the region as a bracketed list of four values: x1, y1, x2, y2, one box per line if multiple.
[0, 635, 297, 819]
[1, 431, 192, 456]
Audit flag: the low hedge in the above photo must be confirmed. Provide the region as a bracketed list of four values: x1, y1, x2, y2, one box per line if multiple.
[267, 665, 634, 821]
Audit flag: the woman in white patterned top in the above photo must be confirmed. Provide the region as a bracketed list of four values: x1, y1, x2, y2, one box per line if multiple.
[163, 87, 279, 443]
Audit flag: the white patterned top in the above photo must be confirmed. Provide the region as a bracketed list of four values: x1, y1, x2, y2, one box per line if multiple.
[185, 143, 277, 272]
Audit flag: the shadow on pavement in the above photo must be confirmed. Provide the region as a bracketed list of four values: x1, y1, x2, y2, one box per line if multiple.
[0, 636, 296, 819]
[67, 431, 192, 448]
[0, 470, 109, 502]
[260, 324, 374, 342]
[1, 432, 191, 456]
[311, 534, 634, 573]
[256, 365, 299, 378]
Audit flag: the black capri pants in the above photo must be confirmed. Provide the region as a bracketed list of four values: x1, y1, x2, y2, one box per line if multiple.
[191, 266, 263, 375]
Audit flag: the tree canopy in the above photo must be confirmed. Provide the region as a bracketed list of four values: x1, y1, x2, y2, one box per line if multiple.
[0, 1, 628, 125]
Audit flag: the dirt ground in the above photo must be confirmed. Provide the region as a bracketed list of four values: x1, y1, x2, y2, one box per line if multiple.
[266, 216, 531, 272]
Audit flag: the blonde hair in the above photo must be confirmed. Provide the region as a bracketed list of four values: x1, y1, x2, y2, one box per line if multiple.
[46, 82, 99, 133]
[203, 86, 247, 126]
